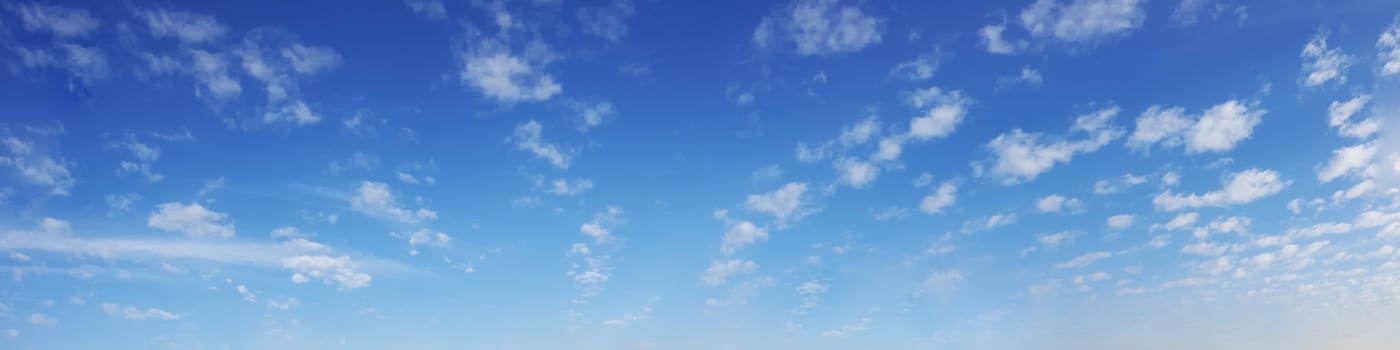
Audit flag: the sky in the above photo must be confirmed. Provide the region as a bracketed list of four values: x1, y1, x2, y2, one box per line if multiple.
[1, 0, 1400, 349]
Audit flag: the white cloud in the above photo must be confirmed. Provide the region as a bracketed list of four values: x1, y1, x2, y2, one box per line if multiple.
[1129, 100, 1264, 153]
[399, 229, 452, 255]
[1055, 251, 1112, 269]
[1168, 0, 1211, 27]
[105, 193, 141, 216]
[6, 2, 99, 37]
[700, 259, 757, 286]
[349, 181, 438, 225]
[753, 0, 882, 56]
[983, 106, 1122, 184]
[282, 255, 372, 289]
[1106, 214, 1134, 230]
[1318, 142, 1377, 182]
[577, 0, 636, 42]
[834, 157, 878, 188]
[1381, 19, 1400, 76]
[890, 51, 940, 80]
[546, 178, 593, 196]
[457, 39, 561, 103]
[839, 116, 880, 146]
[0, 137, 75, 196]
[573, 101, 614, 132]
[919, 181, 957, 214]
[1153, 169, 1288, 211]
[28, 313, 56, 327]
[188, 49, 242, 101]
[237, 33, 339, 126]
[1036, 231, 1076, 249]
[905, 87, 971, 141]
[1300, 30, 1353, 87]
[403, 0, 448, 20]
[744, 182, 813, 227]
[136, 8, 226, 44]
[580, 206, 623, 243]
[979, 24, 1027, 54]
[281, 43, 342, 75]
[720, 220, 768, 255]
[1093, 173, 1147, 194]
[1018, 0, 1145, 43]
[1327, 95, 1379, 139]
[921, 269, 965, 294]
[1159, 212, 1199, 231]
[101, 303, 182, 320]
[1035, 194, 1081, 213]
[513, 120, 572, 169]
[147, 202, 236, 238]
[998, 66, 1044, 88]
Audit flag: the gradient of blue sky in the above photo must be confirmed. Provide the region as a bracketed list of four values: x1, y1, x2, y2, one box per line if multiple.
[2, 0, 1400, 349]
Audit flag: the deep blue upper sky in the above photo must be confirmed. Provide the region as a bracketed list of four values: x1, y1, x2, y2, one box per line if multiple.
[2, 0, 1400, 349]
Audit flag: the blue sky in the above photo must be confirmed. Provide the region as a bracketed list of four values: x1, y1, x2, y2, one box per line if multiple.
[2, 0, 1400, 348]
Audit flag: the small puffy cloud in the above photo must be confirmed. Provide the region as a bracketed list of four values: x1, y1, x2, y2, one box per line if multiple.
[281, 255, 372, 289]
[457, 39, 561, 103]
[1327, 95, 1379, 139]
[1158, 212, 1199, 231]
[105, 193, 141, 216]
[720, 220, 769, 255]
[982, 106, 1122, 184]
[890, 51, 940, 80]
[839, 116, 880, 146]
[188, 49, 243, 101]
[580, 206, 623, 243]
[281, 43, 342, 75]
[1128, 100, 1264, 154]
[1093, 173, 1148, 194]
[1055, 251, 1112, 269]
[398, 229, 452, 255]
[1106, 214, 1134, 230]
[905, 87, 971, 141]
[577, 0, 636, 42]
[573, 101, 615, 132]
[403, 0, 448, 20]
[100, 303, 182, 320]
[513, 120, 572, 169]
[1036, 194, 1082, 213]
[6, 2, 99, 37]
[28, 313, 57, 327]
[1317, 142, 1377, 183]
[834, 158, 878, 188]
[546, 178, 593, 196]
[0, 136, 76, 196]
[136, 8, 226, 44]
[349, 181, 437, 225]
[700, 259, 757, 286]
[753, 0, 882, 56]
[1380, 19, 1400, 76]
[919, 181, 957, 214]
[147, 202, 236, 238]
[1300, 30, 1352, 87]
[1035, 231, 1076, 249]
[744, 182, 813, 227]
[979, 24, 1027, 54]
[1153, 169, 1289, 211]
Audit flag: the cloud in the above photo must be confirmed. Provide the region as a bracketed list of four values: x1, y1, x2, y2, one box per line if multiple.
[188, 50, 243, 101]
[545, 178, 593, 196]
[890, 51, 940, 80]
[573, 101, 615, 132]
[403, 0, 448, 20]
[147, 202, 236, 238]
[28, 313, 56, 327]
[513, 120, 572, 169]
[1093, 173, 1148, 194]
[979, 24, 1028, 54]
[700, 259, 757, 286]
[396, 229, 452, 255]
[919, 181, 957, 214]
[1128, 100, 1264, 153]
[457, 38, 561, 103]
[580, 206, 623, 243]
[136, 8, 226, 44]
[1106, 214, 1134, 230]
[906, 87, 972, 141]
[0, 136, 75, 196]
[1035, 231, 1076, 249]
[834, 157, 878, 188]
[744, 182, 813, 227]
[982, 106, 1122, 184]
[1381, 19, 1400, 77]
[6, 2, 99, 37]
[1153, 169, 1289, 211]
[100, 303, 182, 320]
[1300, 30, 1353, 87]
[1055, 251, 1112, 269]
[753, 0, 882, 56]
[237, 31, 341, 126]
[1036, 194, 1082, 213]
[720, 220, 769, 255]
[1317, 142, 1377, 183]
[105, 193, 141, 217]
[1327, 95, 1379, 139]
[282, 255, 372, 289]
[577, 0, 636, 42]
[1158, 212, 1199, 231]
[349, 181, 438, 225]
[839, 116, 880, 146]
